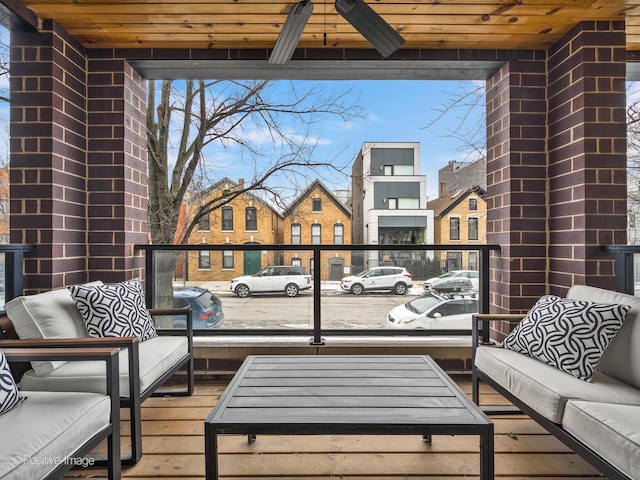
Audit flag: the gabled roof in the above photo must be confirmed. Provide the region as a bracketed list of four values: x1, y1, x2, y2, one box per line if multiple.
[282, 179, 352, 219]
[427, 185, 486, 218]
[190, 177, 284, 218]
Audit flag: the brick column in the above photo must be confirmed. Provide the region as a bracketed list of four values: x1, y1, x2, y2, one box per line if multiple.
[87, 53, 148, 283]
[486, 55, 548, 316]
[9, 23, 149, 292]
[547, 21, 627, 293]
[10, 21, 89, 291]
[486, 21, 627, 325]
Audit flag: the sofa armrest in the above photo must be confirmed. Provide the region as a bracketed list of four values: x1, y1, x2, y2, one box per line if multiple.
[472, 313, 524, 345]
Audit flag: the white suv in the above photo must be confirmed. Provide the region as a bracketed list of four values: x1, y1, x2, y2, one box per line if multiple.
[340, 266, 413, 295]
[230, 265, 312, 298]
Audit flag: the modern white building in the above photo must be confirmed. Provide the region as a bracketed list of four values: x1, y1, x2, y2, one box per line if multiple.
[350, 142, 434, 271]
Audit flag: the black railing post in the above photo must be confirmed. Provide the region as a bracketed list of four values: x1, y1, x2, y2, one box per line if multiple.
[310, 245, 324, 345]
[145, 248, 156, 307]
[615, 251, 635, 295]
[478, 247, 490, 314]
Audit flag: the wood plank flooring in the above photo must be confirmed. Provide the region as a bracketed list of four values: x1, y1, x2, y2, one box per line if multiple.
[65, 377, 605, 479]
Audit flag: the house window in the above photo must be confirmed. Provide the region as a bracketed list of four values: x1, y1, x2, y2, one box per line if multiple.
[198, 213, 210, 231]
[245, 207, 257, 231]
[222, 250, 234, 269]
[221, 207, 233, 231]
[469, 198, 478, 210]
[334, 224, 344, 245]
[450, 217, 460, 240]
[468, 217, 479, 240]
[291, 224, 301, 244]
[199, 251, 210, 269]
[311, 224, 321, 244]
[312, 198, 322, 212]
[291, 257, 301, 266]
[384, 165, 393, 175]
[388, 198, 397, 209]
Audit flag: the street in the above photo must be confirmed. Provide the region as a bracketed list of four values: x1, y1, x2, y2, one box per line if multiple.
[214, 289, 421, 330]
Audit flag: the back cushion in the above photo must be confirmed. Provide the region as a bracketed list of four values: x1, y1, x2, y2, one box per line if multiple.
[567, 285, 640, 389]
[4, 282, 102, 374]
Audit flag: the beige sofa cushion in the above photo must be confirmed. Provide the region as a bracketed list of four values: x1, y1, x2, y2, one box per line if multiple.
[475, 345, 640, 423]
[19, 335, 188, 397]
[0, 391, 110, 480]
[567, 285, 640, 389]
[563, 400, 640, 479]
[5, 282, 102, 375]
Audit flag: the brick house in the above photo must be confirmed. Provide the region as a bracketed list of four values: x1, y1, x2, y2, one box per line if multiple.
[282, 179, 352, 281]
[185, 178, 284, 282]
[427, 186, 487, 271]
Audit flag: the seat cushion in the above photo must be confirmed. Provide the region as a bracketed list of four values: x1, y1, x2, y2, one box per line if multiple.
[0, 390, 110, 480]
[19, 336, 188, 397]
[4, 282, 101, 375]
[475, 345, 640, 423]
[563, 400, 640, 479]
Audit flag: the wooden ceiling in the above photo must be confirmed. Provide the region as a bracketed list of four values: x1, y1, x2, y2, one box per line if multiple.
[15, 0, 640, 52]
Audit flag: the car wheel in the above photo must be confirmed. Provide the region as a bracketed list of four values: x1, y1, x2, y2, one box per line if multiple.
[235, 284, 250, 298]
[351, 283, 364, 295]
[285, 283, 299, 297]
[393, 282, 408, 295]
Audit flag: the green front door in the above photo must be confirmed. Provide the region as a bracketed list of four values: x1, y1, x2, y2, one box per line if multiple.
[243, 246, 261, 275]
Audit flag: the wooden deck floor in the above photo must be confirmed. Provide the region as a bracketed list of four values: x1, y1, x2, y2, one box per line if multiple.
[65, 377, 605, 480]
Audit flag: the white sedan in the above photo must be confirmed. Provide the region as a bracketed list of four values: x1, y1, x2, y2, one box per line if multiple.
[386, 293, 478, 330]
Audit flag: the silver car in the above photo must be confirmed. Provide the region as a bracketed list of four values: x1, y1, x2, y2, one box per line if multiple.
[340, 266, 413, 295]
[230, 265, 312, 298]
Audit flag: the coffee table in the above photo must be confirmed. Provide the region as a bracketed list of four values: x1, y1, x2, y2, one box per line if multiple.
[204, 355, 493, 479]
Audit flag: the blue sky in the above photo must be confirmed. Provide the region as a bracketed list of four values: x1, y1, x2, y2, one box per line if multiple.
[201, 79, 485, 202]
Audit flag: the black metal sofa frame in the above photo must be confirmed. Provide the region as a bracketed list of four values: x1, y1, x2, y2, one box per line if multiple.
[471, 313, 633, 480]
[0, 307, 194, 465]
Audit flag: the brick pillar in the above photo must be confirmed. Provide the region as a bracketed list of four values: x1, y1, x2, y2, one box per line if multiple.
[547, 21, 627, 293]
[10, 21, 89, 291]
[87, 53, 148, 283]
[10, 22, 149, 292]
[486, 55, 548, 316]
[486, 21, 627, 325]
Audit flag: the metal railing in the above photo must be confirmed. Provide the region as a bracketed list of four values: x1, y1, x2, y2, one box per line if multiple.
[0, 244, 35, 312]
[135, 243, 500, 344]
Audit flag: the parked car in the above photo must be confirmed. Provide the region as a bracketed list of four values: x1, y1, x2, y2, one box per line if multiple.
[340, 266, 413, 295]
[423, 270, 479, 293]
[386, 292, 478, 330]
[230, 265, 312, 298]
[172, 286, 224, 329]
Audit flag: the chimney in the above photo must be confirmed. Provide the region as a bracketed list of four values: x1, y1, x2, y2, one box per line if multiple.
[238, 178, 245, 188]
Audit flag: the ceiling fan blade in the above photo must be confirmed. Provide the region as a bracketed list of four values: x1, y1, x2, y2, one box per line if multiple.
[269, 0, 314, 65]
[335, 0, 405, 58]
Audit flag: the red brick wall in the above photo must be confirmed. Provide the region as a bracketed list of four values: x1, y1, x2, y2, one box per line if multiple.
[10, 21, 149, 292]
[486, 21, 627, 339]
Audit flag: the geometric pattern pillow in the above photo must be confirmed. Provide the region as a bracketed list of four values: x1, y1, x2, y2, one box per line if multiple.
[68, 279, 157, 342]
[0, 349, 25, 415]
[503, 295, 630, 382]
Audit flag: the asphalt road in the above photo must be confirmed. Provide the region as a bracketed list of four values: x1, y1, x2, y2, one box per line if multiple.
[216, 289, 420, 329]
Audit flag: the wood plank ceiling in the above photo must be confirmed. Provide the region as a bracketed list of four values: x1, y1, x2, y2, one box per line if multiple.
[17, 0, 640, 52]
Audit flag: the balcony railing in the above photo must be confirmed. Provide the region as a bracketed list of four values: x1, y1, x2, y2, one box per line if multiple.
[135, 243, 500, 344]
[0, 244, 34, 312]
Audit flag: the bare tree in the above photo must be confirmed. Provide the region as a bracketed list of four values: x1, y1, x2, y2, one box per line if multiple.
[146, 79, 362, 307]
[147, 79, 362, 245]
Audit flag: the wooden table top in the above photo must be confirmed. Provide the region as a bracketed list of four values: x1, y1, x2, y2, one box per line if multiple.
[206, 355, 492, 435]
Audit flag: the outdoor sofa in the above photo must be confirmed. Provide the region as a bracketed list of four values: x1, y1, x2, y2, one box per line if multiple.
[0, 345, 121, 480]
[1, 279, 194, 464]
[472, 285, 640, 479]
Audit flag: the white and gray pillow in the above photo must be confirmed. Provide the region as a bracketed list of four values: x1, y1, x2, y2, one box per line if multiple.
[0, 349, 25, 415]
[68, 279, 157, 341]
[503, 295, 630, 381]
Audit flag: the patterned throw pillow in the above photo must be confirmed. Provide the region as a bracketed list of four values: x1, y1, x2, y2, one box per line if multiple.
[0, 349, 25, 415]
[68, 279, 157, 341]
[503, 295, 630, 382]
